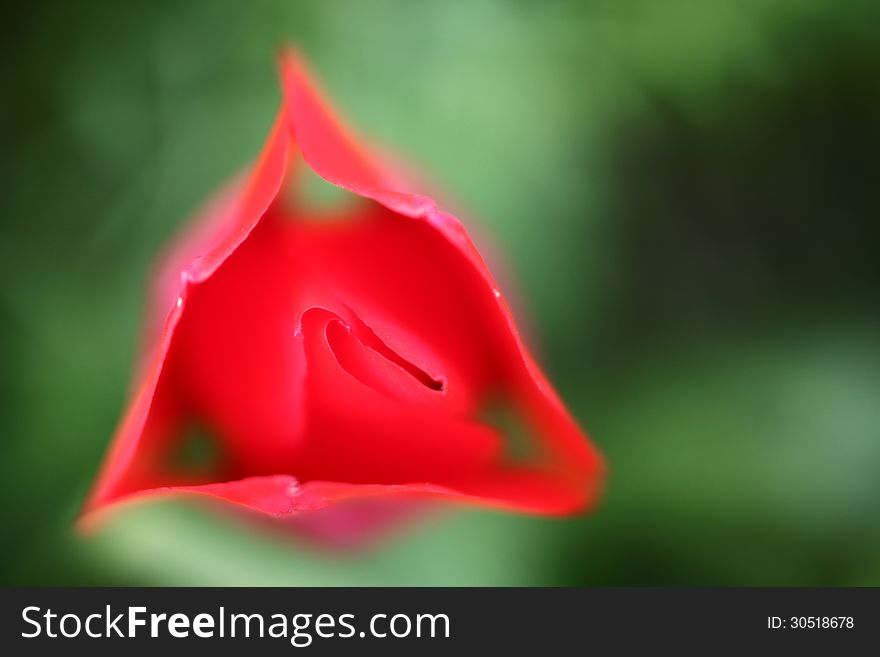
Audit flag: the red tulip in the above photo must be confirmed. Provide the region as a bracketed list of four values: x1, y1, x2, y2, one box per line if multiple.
[81, 51, 603, 538]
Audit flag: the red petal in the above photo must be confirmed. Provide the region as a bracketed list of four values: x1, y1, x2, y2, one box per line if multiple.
[83, 112, 292, 515]
[278, 52, 601, 510]
[293, 306, 503, 485]
[81, 49, 603, 532]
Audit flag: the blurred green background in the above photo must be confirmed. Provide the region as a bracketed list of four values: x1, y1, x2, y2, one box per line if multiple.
[2, 0, 879, 585]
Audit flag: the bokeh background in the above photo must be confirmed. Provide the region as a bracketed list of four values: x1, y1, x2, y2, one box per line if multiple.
[2, 0, 879, 585]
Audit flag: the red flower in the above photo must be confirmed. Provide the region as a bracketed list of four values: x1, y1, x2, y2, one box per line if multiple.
[81, 51, 603, 537]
